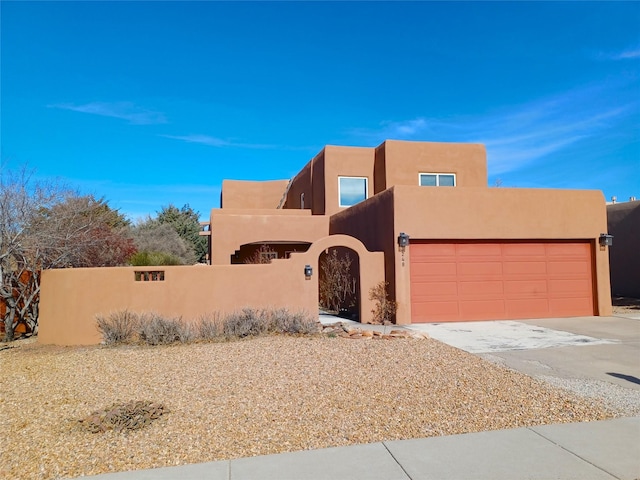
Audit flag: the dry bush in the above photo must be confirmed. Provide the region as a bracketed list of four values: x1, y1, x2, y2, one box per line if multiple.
[269, 308, 319, 334]
[95, 310, 139, 345]
[79, 400, 169, 433]
[138, 313, 191, 345]
[222, 308, 270, 338]
[96, 308, 320, 345]
[195, 313, 224, 340]
[319, 248, 356, 314]
[244, 244, 278, 264]
[369, 281, 397, 324]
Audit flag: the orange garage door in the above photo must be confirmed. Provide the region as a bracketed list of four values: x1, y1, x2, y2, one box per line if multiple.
[410, 241, 595, 322]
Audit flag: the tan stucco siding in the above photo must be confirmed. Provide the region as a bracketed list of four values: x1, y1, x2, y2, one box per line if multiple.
[323, 146, 376, 217]
[377, 140, 487, 190]
[221, 180, 289, 209]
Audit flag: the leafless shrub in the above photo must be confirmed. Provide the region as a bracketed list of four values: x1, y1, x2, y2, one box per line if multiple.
[319, 248, 356, 314]
[195, 313, 224, 340]
[369, 281, 397, 324]
[270, 308, 319, 334]
[138, 313, 189, 345]
[95, 310, 139, 345]
[244, 244, 278, 264]
[223, 308, 270, 338]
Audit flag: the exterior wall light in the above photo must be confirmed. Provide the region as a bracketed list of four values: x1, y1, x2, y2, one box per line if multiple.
[599, 234, 613, 247]
[304, 264, 313, 278]
[398, 232, 410, 248]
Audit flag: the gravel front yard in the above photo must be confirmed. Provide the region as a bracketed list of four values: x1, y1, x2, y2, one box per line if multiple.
[1, 335, 617, 479]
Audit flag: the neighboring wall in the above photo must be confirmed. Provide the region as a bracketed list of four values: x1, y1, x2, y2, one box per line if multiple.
[209, 209, 329, 264]
[607, 200, 640, 298]
[220, 180, 289, 209]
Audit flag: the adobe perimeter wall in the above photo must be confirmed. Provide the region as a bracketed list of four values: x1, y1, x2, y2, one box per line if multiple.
[38, 235, 384, 345]
[607, 200, 640, 298]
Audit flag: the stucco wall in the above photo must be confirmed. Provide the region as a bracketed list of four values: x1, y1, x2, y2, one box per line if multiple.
[607, 200, 640, 298]
[322, 145, 376, 217]
[209, 210, 328, 264]
[220, 180, 289, 209]
[284, 160, 312, 210]
[376, 140, 487, 192]
[38, 235, 384, 345]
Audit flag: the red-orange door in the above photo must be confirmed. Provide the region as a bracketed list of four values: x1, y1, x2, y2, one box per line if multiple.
[410, 241, 595, 322]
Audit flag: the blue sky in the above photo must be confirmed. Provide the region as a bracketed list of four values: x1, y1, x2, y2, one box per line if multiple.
[2, 1, 639, 221]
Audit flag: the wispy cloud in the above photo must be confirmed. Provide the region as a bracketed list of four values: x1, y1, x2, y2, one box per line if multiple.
[160, 134, 277, 149]
[595, 44, 640, 61]
[349, 79, 637, 175]
[49, 101, 167, 125]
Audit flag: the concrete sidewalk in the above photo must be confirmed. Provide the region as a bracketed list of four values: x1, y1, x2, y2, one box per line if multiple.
[83, 416, 640, 479]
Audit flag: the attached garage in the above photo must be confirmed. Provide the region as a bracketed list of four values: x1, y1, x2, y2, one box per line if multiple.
[410, 241, 595, 322]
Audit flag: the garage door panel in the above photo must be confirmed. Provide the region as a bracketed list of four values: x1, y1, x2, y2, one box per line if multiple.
[459, 280, 503, 295]
[412, 281, 458, 297]
[548, 261, 590, 275]
[548, 279, 592, 294]
[457, 262, 503, 276]
[504, 279, 548, 295]
[503, 261, 547, 275]
[506, 299, 550, 316]
[410, 241, 594, 322]
[459, 299, 506, 316]
[411, 262, 457, 277]
[457, 243, 502, 256]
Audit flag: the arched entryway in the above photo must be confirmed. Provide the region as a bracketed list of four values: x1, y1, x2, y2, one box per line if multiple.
[318, 246, 361, 320]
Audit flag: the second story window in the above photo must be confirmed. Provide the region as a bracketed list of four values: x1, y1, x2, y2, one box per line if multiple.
[419, 173, 456, 187]
[339, 176, 368, 207]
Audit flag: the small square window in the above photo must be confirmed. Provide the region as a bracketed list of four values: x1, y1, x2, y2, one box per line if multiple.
[419, 173, 456, 187]
[339, 177, 368, 207]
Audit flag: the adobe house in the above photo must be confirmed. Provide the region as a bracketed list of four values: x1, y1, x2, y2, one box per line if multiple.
[206, 140, 612, 324]
[38, 140, 612, 345]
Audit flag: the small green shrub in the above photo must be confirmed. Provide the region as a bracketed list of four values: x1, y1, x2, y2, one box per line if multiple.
[129, 251, 183, 266]
[96, 310, 139, 345]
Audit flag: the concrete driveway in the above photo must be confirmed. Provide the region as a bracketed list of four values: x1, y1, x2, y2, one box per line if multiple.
[405, 315, 640, 414]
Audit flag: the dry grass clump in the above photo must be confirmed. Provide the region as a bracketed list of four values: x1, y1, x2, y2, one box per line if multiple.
[79, 400, 169, 433]
[96, 308, 319, 346]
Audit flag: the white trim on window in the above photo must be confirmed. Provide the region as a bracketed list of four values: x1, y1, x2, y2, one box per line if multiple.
[419, 173, 457, 187]
[338, 176, 369, 207]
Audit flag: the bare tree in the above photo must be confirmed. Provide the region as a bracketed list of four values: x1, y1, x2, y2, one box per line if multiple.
[1, 168, 135, 341]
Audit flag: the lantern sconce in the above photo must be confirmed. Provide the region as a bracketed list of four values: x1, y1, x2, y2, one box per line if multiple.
[398, 232, 409, 266]
[398, 232, 410, 249]
[599, 233, 613, 247]
[304, 264, 313, 279]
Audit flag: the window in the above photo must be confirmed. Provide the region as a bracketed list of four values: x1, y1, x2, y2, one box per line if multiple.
[338, 176, 368, 207]
[300, 193, 305, 209]
[135, 271, 165, 281]
[419, 173, 456, 187]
